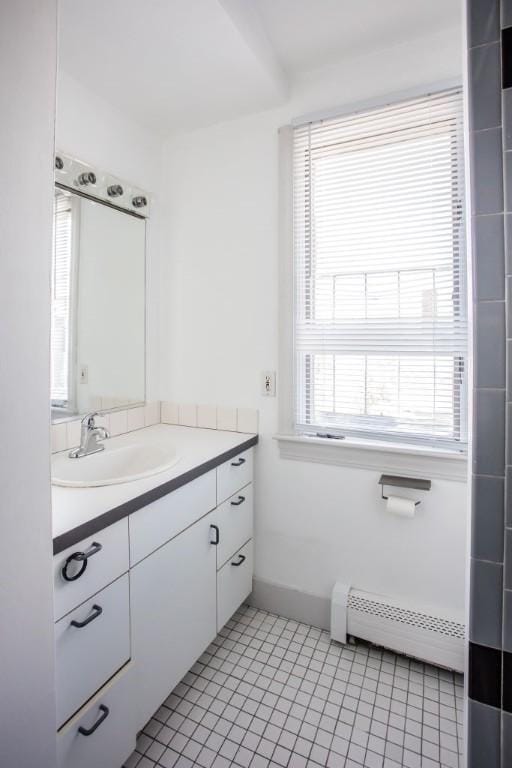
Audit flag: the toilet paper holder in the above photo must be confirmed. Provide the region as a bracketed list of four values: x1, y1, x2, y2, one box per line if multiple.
[378, 474, 431, 506]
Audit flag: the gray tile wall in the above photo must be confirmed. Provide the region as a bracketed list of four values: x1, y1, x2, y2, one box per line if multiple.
[467, 0, 512, 766]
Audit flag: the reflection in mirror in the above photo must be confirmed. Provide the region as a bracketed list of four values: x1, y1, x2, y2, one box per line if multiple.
[51, 189, 145, 421]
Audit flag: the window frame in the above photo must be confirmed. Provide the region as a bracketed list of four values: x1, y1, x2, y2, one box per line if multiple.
[277, 82, 468, 464]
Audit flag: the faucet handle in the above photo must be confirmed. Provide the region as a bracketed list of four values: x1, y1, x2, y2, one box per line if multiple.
[82, 411, 100, 428]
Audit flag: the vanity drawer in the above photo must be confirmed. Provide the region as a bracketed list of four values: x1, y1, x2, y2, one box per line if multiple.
[217, 448, 253, 504]
[53, 519, 129, 621]
[55, 574, 130, 727]
[57, 663, 135, 768]
[129, 469, 216, 565]
[217, 540, 253, 631]
[216, 483, 253, 569]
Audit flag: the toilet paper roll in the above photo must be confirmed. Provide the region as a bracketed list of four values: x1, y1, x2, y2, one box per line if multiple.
[386, 494, 416, 518]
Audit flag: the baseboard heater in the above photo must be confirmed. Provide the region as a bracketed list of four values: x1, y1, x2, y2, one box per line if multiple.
[332, 584, 465, 673]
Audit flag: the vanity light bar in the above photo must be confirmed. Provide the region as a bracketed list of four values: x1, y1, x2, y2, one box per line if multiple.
[54, 151, 150, 218]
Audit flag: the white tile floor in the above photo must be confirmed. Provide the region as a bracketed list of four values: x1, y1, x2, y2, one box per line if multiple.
[124, 605, 464, 768]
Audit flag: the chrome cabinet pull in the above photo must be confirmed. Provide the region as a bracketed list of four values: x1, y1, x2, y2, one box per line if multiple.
[231, 554, 246, 567]
[70, 604, 103, 629]
[78, 704, 109, 736]
[230, 457, 246, 467]
[230, 495, 245, 507]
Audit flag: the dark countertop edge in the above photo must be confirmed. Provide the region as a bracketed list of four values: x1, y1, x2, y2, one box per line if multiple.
[53, 434, 258, 555]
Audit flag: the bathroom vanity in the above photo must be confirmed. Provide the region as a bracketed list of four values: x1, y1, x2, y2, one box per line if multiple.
[49, 153, 258, 767]
[52, 424, 257, 768]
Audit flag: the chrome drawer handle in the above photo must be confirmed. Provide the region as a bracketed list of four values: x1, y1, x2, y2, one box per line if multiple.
[70, 604, 103, 629]
[231, 554, 246, 567]
[230, 457, 246, 467]
[230, 495, 245, 507]
[61, 542, 103, 582]
[78, 704, 109, 736]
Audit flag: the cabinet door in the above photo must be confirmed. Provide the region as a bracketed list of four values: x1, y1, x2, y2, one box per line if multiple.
[131, 510, 218, 731]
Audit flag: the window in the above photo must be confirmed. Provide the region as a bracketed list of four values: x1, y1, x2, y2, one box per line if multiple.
[292, 89, 466, 450]
[51, 191, 75, 408]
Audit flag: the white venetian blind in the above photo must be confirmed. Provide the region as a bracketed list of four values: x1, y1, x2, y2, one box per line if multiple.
[51, 192, 73, 404]
[293, 89, 467, 450]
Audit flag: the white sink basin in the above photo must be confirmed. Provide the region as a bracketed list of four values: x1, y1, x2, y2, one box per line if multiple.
[52, 440, 180, 487]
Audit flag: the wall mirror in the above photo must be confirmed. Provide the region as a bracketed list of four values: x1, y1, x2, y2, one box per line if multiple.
[51, 158, 147, 422]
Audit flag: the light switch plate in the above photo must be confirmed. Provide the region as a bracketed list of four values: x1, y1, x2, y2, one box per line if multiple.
[262, 370, 276, 397]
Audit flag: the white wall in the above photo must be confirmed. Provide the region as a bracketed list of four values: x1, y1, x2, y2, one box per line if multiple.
[159, 25, 468, 620]
[56, 71, 163, 402]
[0, 3, 57, 766]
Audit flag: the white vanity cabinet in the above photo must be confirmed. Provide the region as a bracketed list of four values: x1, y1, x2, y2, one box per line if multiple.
[53, 441, 255, 768]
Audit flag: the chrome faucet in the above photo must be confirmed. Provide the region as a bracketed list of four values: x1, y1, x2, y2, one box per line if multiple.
[69, 412, 110, 458]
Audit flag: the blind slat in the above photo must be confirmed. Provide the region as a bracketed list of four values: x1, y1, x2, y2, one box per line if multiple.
[293, 89, 467, 450]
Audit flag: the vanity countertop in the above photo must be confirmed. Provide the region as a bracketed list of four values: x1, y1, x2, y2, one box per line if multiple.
[52, 424, 258, 554]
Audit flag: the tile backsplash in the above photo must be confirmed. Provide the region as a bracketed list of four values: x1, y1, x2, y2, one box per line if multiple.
[160, 402, 258, 434]
[51, 401, 258, 454]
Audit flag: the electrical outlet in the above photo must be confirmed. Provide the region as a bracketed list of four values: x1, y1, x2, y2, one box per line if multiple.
[79, 364, 88, 385]
[262, 370, 276, 397]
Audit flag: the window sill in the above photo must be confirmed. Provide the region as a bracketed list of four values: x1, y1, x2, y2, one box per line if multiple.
[274, 433, 468, 482]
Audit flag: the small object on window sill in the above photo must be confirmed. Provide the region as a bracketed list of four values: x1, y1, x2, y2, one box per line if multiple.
[314, 432, 345, 440]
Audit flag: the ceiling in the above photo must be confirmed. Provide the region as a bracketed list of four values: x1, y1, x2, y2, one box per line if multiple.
[257, 0, 461, 76]
[58, 0, 461, 135]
